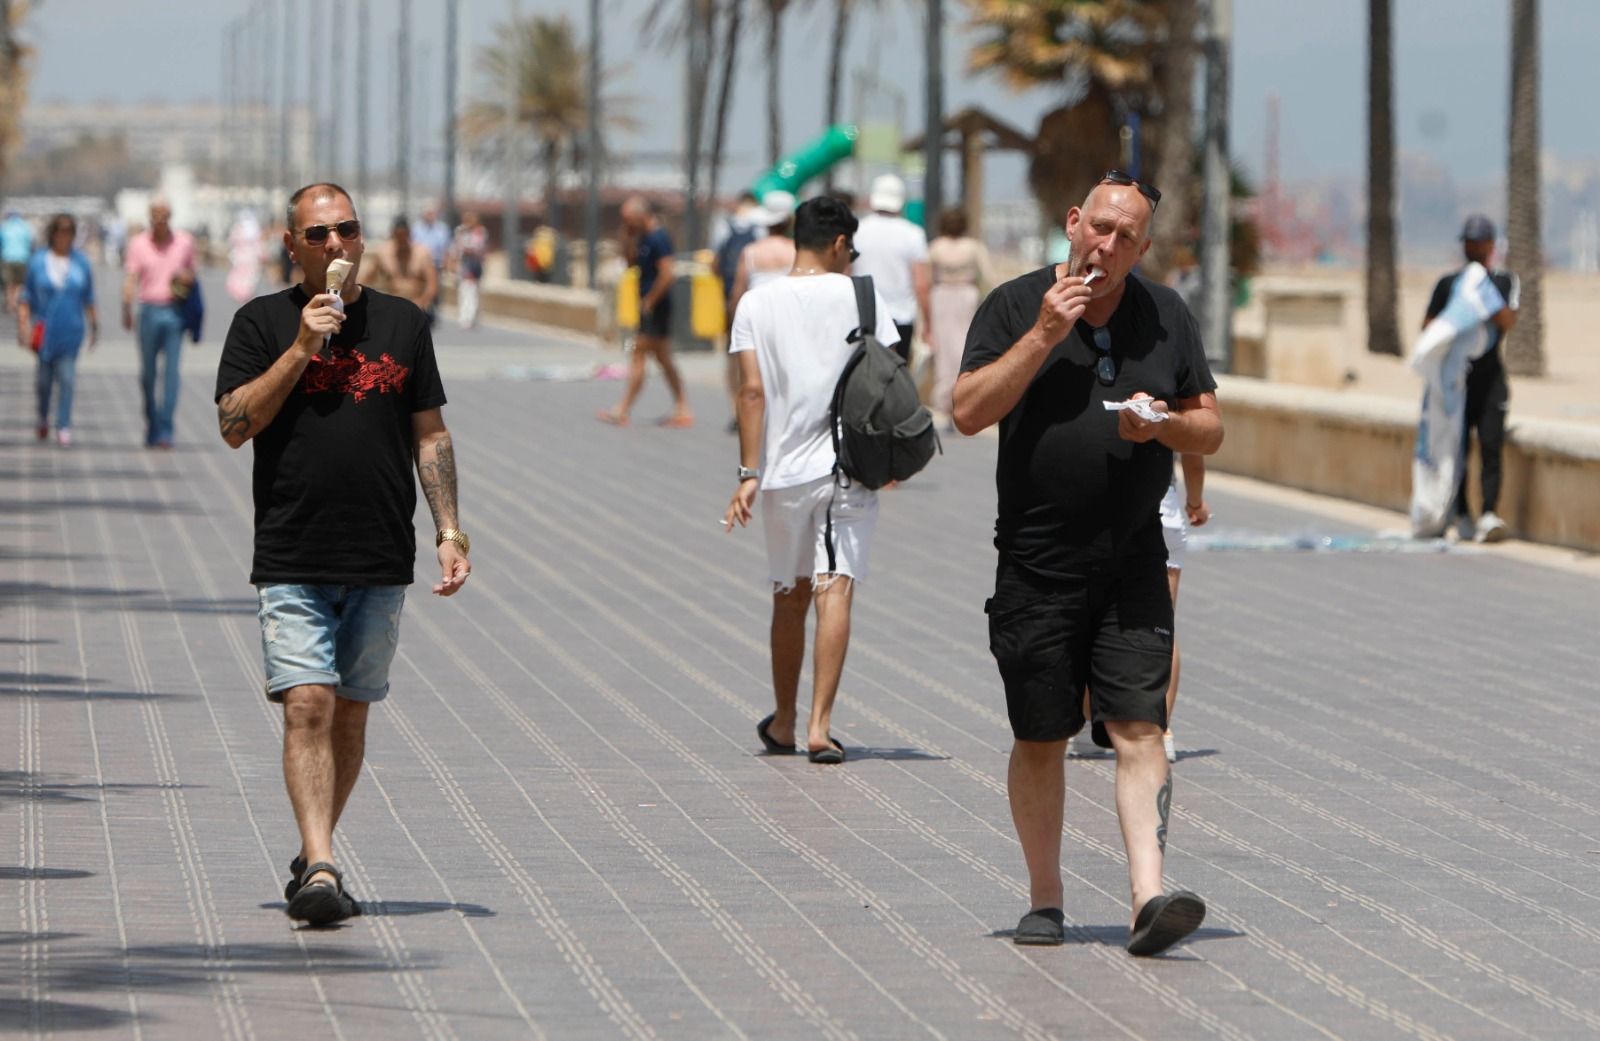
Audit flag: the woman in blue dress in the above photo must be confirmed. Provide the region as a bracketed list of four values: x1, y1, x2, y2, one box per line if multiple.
[18, 213, 97, 445]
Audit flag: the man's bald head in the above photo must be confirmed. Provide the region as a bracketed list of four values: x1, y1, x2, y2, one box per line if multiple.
[620, 195, 654, 232]
[1080, 182, 1156, 243]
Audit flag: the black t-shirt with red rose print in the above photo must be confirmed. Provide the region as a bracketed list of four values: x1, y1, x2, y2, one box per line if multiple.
[216, 285, 447, 585]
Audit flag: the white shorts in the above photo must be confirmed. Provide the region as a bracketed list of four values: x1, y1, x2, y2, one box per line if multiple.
[1159, 482, 1187, 570]
[761, 474, 878, 592]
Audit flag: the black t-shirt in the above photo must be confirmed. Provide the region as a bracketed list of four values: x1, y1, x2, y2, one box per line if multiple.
[636, 226, 674, 300]
[960, 267, 1216, 579]
[1425, 267, 1518, 375]
[215, 286, 447, 586]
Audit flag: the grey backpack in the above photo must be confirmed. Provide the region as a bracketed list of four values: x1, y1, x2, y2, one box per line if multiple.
[828, 276, 941, 490]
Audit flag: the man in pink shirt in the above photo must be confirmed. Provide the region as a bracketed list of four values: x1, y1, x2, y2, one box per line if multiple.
[122, 198, 196, 447]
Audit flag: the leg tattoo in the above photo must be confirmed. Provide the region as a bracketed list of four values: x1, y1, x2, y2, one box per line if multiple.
[1155, 772, 1172, 854]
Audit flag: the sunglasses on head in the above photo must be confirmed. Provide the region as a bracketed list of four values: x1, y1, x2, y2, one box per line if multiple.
[1091, 326, 1116, 386]
[298, 219, 362, 244]
[1100, 170, 1161, 212]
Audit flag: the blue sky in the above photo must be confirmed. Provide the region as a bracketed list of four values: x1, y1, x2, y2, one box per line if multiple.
[26, 0, 1599, 198]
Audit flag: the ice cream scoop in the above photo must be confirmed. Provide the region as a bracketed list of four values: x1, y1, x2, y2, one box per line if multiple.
[324, 257, 353, 298]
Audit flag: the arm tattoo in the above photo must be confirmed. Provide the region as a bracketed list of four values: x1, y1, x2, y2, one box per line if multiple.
[417, 433, 458, 527]
[217, 392, 250, 440]
[1155, 772, 1172, 855]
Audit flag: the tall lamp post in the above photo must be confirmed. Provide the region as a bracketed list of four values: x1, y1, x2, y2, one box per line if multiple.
[1199, 0, 1233, 371]
[921, 0, 944, 227]
[583, 0, 601, 289]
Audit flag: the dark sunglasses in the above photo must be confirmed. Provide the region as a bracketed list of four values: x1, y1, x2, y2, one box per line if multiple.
[298, 219, 362, 244]
[1101, 170, 1161, 211]
[841, 236, 859, 263]
[1091, 326, 1116, 386]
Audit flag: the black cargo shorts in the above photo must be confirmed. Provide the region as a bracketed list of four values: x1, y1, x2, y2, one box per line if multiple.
[985, 553, 1173, 743]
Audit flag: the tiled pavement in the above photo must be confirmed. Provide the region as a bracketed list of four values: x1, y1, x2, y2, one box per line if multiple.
[3, 293, 1600, 1039]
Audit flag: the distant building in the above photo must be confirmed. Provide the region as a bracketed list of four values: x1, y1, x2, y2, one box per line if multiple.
[21, 101, 312, 187]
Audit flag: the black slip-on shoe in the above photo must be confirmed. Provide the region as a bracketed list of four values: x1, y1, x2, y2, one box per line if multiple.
[1013, 907, 1066, 946]
[1127, 891, 1206, 956]
[807, 737, 845, 765]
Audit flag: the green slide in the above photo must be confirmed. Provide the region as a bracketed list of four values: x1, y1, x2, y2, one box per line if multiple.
[751, 125, 859, 197]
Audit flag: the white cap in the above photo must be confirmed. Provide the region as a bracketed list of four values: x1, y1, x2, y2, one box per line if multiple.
[751, 189, 796, 227]
[869, 174, 906, 213]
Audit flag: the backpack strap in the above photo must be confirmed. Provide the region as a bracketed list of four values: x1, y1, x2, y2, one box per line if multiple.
[848, 275, 876, 343]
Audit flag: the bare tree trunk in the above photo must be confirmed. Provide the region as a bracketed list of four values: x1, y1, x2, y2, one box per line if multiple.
[1504, 0, 1544, 376]
[1140, 0, 1199, 282]
[1365, 0, 1402, 356]
[708, 0, 745, 204]
[822, 0, 852, 190]
[765, 0, 785, 167]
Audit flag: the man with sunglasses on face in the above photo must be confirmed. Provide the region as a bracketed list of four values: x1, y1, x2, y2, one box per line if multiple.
[953, 173, 1222, 955]
[214, 183, 471, 926]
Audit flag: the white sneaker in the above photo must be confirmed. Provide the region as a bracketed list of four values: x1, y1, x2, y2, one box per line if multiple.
[1163, 731, 1177, 763]
[55, 428, 71, 447]
[1069, 730, 1110, 758]
[1476, 511, 1509, 543]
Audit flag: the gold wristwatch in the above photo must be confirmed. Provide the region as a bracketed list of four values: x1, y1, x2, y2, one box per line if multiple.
[436, 528, 471, 554]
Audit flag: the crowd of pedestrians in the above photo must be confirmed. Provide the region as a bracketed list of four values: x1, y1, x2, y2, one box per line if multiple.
[12, 158, 1522, 961]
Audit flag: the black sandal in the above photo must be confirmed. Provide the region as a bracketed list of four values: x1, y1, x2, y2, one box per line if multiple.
[756, 714, 797, 755]
[285, 853, 307, 901]
[285, 861, 362, 926]
[808, 737, 846, 765]
[1127, 891, 1206, 956]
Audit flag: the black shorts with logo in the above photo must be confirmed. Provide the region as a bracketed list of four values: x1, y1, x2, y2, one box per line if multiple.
[985, 553, 1173, 742]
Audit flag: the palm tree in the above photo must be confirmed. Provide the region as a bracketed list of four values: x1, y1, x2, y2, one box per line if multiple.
[0, 0, 35, 195]
[707, 0, 747, 204]
[1137, 0, 1199, 280]
[1503, 0, 1543, 375]
[821, 0, 853, 190]
[462, 14, 608, 234]
[1365, 0, 1401, 356]
[763, 0, 792, 166]
[964, 0, 1177, 230]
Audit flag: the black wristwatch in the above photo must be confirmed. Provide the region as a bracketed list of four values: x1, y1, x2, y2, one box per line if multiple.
[737, 466, 760, 481]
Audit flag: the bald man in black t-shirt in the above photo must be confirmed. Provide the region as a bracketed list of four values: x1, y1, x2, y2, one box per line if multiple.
[954, 174, 1222, 956]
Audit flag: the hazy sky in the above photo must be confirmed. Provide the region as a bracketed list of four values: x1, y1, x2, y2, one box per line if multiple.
[26, 0, 1600, 199]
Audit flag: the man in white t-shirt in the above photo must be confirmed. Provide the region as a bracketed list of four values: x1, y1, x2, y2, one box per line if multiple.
[850, 174, 929, 361]
[723, 196, 901, 765]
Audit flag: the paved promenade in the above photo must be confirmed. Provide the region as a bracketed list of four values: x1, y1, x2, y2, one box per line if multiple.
[3, 283, 1599, 1039]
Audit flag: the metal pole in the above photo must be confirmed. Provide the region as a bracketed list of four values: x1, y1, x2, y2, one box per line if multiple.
[259, 0, 272, 190]
[327, 0, 341, 180]
[921, 0, 944, 227]
[398, 0, 412, 216]
[584, 0, 601, 289]
[357, 0, 370, 200]
[503, 1, 522, 281]
[308, 4, 321, 181]
[278, 0, 293, 192]
[444, 0, 460, 226]
[221, 23, 235, 189]
[1198, 0, 1233, 371]
[684, 0, 707, 255]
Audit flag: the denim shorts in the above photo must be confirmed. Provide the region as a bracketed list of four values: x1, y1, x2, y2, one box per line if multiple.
[256, 584, 407, 703]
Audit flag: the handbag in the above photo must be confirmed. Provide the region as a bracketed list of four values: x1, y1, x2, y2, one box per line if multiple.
[29, 320, 42, 353]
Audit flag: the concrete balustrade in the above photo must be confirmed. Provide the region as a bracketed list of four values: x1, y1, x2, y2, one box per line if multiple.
[1212, 374, 1600, 552]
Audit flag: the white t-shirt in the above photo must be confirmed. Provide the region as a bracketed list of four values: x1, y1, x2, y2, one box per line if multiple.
[730, 273, 902, 490]
[851, 213, 928, 324]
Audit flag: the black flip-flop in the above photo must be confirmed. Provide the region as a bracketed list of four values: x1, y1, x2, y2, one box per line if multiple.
[1127, 891, 1206, 956]
[285, 861, 362, 926]
[1013, 907, 1065, 946]
[756, 714, 797, 755]
[808, 737, 846, 765]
